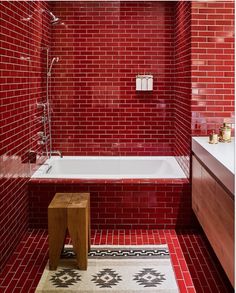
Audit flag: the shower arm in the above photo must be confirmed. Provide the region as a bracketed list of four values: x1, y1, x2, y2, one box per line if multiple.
[43, 10, 60, 24]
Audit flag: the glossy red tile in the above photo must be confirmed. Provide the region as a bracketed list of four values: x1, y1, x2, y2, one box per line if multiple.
[0, 229, 202, 292]
[174, 2, 192, 178]
[177, 229, 233, 293]
[50, 1, 176, 156]
[191, 1, 234, 136]
[0, 1, 51, 270]
[28, 179, 194, 230]
[1, 0, 234, 278]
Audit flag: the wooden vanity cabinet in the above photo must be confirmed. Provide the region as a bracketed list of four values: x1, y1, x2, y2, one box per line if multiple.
[192, 155, 234, 287]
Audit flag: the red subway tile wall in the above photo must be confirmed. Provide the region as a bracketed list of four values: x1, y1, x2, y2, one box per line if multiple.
[174, 2, 191, 178]
[28, 178, 195, 230]
[191, 1, 234, 136]
[50, 1, 175, 156]
[1, 0, 235, 280]
[0, 1, 50, 270]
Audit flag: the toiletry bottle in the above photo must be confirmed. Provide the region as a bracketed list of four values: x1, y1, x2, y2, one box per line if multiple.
[209, 131, 218, 144]
[219, 123, 231, 142]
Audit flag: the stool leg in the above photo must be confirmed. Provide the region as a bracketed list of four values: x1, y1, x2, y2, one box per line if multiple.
[48, 208, 67, 270]
[68, 206, 88, 270]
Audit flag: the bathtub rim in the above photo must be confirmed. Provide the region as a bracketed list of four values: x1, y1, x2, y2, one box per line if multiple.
[31, 155, 187, 180]
[29, 177, 189, 185]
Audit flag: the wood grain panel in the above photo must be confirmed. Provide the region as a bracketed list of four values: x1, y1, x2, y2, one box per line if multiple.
[215, 183, 234, 285]
[192, 155, 234, 287]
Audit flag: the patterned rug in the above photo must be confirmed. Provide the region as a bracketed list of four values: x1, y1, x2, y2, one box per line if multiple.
[36, 245, 179, 292]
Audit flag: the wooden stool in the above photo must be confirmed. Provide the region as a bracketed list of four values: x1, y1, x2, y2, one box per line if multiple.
[48, 193, 90, 271]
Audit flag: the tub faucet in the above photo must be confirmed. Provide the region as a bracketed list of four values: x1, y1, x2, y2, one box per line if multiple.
[50, 150, 63, 158]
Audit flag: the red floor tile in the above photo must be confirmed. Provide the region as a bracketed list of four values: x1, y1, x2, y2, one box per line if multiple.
[176, 229, 233, 293]
[0, 229, 233, 293]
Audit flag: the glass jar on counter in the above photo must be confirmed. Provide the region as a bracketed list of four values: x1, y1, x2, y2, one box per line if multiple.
[219, 123, 232, 143]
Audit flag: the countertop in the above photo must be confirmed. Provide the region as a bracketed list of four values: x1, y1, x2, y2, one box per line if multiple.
[192, 136, 234, 195]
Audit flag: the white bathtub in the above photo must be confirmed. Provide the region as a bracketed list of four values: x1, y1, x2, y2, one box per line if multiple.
[31, 156, 186, 179]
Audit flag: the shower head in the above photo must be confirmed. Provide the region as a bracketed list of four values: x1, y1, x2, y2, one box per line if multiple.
[47, 57, 59, 77]
[22, 9, 60, 25]
[49, 11, 60, 25]
[42, 10, 60, 25]
[51, 17, 60, 25]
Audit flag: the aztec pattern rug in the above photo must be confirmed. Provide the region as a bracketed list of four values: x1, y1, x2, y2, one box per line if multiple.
[36, 245, 179, 292]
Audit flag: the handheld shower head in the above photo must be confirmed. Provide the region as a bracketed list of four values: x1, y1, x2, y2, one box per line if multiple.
[47, 57, 59, 77]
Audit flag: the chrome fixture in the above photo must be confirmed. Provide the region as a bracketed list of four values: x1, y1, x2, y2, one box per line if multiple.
[39, 151, 48, 157]
[36, 102, 48, 122]
[41, 116, 48, 123]
[37, 132, 49, 145]
[47, 57, 59, 76]
[37, 131, 44, 137]
[46, 52, 60, 156]
[22, 16, 32, 22]
[50, 150, 63, 158]
[36, 102, 48, 110]
[46, 165, 52, 174]
[20, 56, 31, 61]
[48, 11, 60, 25]
[22, 9, 60, 25]
[43, 10, 61, 24]
[38, 162, 52, 174]
[36, 100, 49, 155]
[36, 51, 60, 159]
[46, 49, 52, 156]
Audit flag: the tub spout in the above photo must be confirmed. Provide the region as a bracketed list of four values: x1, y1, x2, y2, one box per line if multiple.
[50, 150, 63, 158]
